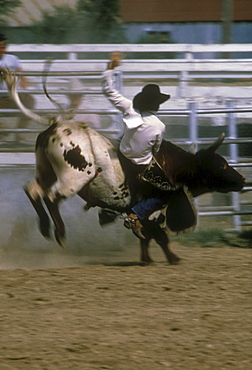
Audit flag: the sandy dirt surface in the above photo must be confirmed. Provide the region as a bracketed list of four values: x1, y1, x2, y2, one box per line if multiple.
[0, 239, 251, 370]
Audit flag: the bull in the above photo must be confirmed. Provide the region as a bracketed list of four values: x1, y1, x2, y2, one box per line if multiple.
[1, 68, 245, 264]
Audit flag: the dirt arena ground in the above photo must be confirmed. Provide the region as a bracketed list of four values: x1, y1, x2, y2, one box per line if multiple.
[0, 238, 251, 370]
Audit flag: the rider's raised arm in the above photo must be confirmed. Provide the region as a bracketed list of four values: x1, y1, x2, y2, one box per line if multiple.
[102, 69, 131, 114]
[102, 52, 132, 114]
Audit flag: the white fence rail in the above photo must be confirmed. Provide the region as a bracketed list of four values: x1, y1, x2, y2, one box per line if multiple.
[8, 43, 252, 55]
[5, 43, 252, 98]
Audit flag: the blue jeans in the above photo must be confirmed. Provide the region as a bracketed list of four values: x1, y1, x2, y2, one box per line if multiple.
[118, 152, 171, 220]
[132, 197, 165, 220]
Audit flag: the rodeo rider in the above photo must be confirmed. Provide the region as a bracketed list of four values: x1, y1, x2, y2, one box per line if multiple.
[102, 52, 177, 239]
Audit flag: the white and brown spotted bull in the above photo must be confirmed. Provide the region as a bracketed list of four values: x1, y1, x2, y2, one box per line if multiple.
[1, 68, 245, 264]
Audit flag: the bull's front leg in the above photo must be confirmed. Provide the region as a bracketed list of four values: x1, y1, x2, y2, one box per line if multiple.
[140, 236, 154, 265]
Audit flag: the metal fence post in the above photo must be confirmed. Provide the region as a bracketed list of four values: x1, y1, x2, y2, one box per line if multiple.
[68, 52, 77, 60]
[114, 70, 124, 139]
[227, 100, 238, 162]
[227, 100, 241, 230]
[178, 52, 192, 98]
[178, 71, 189, 98]
[188, 101, 200, 228]
[114, 70, 123, 93]
[188, 102, 198, 150]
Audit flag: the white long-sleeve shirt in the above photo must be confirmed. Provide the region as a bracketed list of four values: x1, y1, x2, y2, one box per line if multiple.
[102, 69, 166, 165]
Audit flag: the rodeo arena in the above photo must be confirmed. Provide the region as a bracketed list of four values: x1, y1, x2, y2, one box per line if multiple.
[0, 43, 252, 369]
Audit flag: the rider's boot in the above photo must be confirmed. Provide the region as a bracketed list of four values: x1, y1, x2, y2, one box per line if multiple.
[124, 213, 145, 240]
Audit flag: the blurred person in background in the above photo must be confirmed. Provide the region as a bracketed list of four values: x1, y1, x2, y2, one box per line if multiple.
[66, 78, 102, 129]
[0, 32, 35, 144]
[66, 77, 83, 113]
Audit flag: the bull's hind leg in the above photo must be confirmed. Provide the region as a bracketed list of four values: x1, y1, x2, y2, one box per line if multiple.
[24, 180, 66, 247]
[142, 221, 181, 265]
[155, 229, 181, 265]
[24, 145, 58, 239]
[24, 179, 52, 239]
[43, 196, 66, 247]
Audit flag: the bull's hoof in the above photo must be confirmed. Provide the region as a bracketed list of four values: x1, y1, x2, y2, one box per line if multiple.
[168, 254, 181, 265]
[54, 230, 66, 248]
[39, 219, 51, 239]
[141, 260, 170, 266]
[141, 258, 154, 265]
[142, 261, 159, 266]
[141, 261, 153, 266]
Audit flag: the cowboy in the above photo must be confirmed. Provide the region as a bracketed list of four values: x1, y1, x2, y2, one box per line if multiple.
[102, 52, 176, 239]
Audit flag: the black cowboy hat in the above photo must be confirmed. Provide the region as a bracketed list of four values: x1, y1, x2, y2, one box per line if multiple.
[133, 84, 170, 111]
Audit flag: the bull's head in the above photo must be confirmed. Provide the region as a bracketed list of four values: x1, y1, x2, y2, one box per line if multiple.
[195, 133, 245, 193]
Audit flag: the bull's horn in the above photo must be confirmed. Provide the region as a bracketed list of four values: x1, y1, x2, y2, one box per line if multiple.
[188, 142, 197, 154]
[1, 68, 50, 126]
[206, 132, 225, 153]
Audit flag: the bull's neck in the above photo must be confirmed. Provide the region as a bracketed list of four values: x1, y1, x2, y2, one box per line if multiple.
[173, 157, 209, 196]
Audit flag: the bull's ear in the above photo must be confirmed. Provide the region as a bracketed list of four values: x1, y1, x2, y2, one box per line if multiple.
[205, 132, 225, 154]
